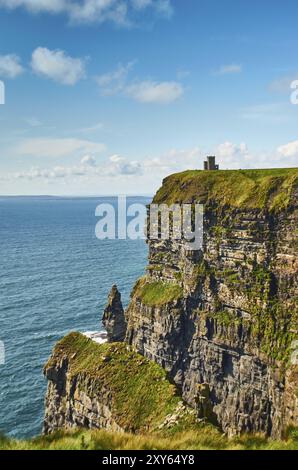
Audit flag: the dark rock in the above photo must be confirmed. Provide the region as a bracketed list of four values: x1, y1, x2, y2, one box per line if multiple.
[102, 285, 127, 342]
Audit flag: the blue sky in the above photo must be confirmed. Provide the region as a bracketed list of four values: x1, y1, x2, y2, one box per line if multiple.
[0, 0, 297, 195]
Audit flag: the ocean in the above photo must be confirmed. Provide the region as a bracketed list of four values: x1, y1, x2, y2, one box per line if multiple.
[0, 196, 149, 438]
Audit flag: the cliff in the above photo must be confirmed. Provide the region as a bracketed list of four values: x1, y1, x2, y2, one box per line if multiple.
[125, 168, 298, 437]
[44, 168, 298, 440]
[43, 332, 198, 434]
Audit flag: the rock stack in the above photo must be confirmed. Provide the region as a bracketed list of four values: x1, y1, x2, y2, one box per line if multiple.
[102, 285, 127, 342]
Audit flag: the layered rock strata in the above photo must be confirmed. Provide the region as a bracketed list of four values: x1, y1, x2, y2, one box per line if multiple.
[125, 169, 298, 437]
[44, 169, 298, 438]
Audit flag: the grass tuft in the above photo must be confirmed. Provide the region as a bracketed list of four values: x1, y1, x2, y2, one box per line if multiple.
[1, 426, 298, 450]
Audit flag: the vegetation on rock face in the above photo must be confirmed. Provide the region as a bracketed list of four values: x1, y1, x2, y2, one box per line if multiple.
[45, 332, 196, 433]
[134, 279, 183, 306]
[153, 168, 298, 211]
[192, 259, 297, 365]
[1, 426, 298, 450]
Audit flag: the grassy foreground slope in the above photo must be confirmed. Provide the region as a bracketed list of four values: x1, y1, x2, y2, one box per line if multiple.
[1, 427, 298, 450]
[1, 332, 297, 450]
[45, 332, 199, 433]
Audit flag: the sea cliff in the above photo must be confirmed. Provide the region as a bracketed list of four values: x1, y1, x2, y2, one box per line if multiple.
[44, 168, 298, 439]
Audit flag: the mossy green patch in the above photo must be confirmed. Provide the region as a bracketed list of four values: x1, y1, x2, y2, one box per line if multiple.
[212, 310, 241, 326]
[135, 280, 183, 306]
[153, 168, 297, 212]
[147, 264, 163, 272]
[45, 333, 193, 433]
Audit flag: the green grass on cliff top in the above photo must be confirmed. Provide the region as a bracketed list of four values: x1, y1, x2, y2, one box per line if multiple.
[45, 332, 195, 433]
[153, 168, 298, 211]
[1, 427, 298, 450]
[134, 279, 183, 306]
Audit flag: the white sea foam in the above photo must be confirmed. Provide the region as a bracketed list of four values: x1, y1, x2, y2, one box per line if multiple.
[82, 331, 108, 344]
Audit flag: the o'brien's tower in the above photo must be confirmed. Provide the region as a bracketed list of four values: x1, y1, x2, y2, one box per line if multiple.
[203, 156, 219, 170]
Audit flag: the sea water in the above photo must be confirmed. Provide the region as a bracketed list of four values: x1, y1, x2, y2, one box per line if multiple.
[0, 196, 149, 438]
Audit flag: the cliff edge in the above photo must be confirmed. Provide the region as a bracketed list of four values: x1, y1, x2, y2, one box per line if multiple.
[44, 168, 298, 439]
[125, 168, 298, 437]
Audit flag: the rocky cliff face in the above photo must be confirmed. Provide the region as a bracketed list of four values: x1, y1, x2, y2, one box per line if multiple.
[43, 356, 124, 435]
[125, 168, 298, 437]
[43, 333, 198, 435]
[44, 168, 297, 438]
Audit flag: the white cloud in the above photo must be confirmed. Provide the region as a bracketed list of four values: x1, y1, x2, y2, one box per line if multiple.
[215, 64, 242, 75]
[131, 0, 152, 8]
[154, 0, 173, 18]
[31, 47, 86, 85]
[215, 142, 252, 168]
[216, 141, 248, 158]
[96, 61, 184, 104]
[15, 165, 87, 180]
[12, 153, 142, 181]
[215, 141, 298, 169]
[105, 154, 142, 175]
[81, 154, 97, 166]
[16, 137, 105, 158]
[126, 80, 184, 103]
[269, 73, 298, 93]
[131, 0, 173, 17]
[78, 122, 104, 133]
[68, 0, 129, 25]
[0, 54, 24, 78]
[143, 141, 297, 173]
[0, 0, 173, 25]
[277, 140, 298, 158]
[96, 61, 135, 95]
[0, 0, 67, 14]
[143, 147, 201, 174]
[6, 140, 297, 187]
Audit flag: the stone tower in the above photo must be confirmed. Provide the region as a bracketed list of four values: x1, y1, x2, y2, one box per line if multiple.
[204, 156, 219, 170]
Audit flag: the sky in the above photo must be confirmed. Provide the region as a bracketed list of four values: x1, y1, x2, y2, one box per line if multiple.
[0, 0, 297, 195]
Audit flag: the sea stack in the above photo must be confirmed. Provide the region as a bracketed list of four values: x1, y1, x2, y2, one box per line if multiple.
[102, 285, 127, 342]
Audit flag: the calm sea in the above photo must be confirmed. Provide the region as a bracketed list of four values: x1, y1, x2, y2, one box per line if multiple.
[0, 196, 149, 438]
